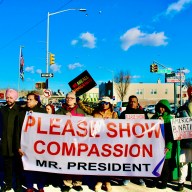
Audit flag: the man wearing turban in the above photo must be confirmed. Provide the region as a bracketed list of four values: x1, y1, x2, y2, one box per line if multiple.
[0, 89, 23, 192]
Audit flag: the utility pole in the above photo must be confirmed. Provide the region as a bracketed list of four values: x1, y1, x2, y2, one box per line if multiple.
[177, 67, 185, 106]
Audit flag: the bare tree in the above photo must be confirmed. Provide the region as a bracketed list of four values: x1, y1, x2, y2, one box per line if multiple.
[185, 77, 192, 87]
[114, 71, 130, 101]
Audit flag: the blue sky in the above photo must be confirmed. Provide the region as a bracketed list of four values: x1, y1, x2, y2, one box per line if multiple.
[0, 0, 192, 94]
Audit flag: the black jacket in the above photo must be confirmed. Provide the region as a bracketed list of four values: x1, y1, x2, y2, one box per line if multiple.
[0, 104, 20, 156]
[15, 105, 46, 150]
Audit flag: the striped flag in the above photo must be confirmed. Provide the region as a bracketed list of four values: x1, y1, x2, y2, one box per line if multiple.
[20, 49, 24, 81]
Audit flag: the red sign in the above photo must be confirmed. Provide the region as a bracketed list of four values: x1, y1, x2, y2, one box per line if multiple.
[43, 89, 52, 98]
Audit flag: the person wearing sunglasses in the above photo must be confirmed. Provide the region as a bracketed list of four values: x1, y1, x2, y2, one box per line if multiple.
[77, 96, 118, 119]
[77, 96, 117, 192]
[92, 96, 118, 119]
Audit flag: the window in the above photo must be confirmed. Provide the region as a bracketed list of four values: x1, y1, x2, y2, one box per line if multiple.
[150, 89, 157, 94]
[165, 89, 168, 94]
[136, 89, 143, 95]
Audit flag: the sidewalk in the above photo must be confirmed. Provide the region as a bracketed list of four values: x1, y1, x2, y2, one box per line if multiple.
[43, 180, 192, 192]
[6, 180, 190, 192]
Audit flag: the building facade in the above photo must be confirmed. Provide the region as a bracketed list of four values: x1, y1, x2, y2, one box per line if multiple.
[99, 79, 188, 107]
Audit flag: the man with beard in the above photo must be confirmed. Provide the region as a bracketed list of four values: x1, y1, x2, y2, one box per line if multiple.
[0, 89, 23, 192]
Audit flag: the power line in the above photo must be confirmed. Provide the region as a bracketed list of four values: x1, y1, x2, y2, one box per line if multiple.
[0, 0, 75, 51]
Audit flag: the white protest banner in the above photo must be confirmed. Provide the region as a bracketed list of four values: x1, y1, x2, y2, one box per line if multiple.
[21, 112, 165, 177]
[171, 117, 192, 140]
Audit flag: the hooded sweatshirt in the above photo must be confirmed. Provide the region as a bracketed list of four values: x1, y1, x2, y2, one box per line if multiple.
[151, 99, 173, 159]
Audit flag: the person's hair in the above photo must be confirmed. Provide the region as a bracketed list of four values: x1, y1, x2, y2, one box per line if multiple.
[46, 104, 55, 114]
[27, 92, 41, 107]
[66, 92, 76, 98]
[128, 95, 138, 102]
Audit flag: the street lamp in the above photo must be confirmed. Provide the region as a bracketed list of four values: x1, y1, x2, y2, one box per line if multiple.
[46, 8, 86, 88]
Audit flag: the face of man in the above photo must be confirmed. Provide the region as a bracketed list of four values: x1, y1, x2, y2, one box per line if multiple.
[6, 96, 16, 108]
[27, 95, 38, 109]
[129, 98, 138, 109]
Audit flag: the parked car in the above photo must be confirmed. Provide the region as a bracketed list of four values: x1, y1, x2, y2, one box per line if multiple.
[114, 101, 128, 116]
[0, 99, 27, 109]
[143, 104, 156, 114]
[0, 99, 6, 108]
[170, 103, 178, 114]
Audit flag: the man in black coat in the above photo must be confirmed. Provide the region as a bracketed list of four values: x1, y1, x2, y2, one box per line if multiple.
[16, 92, 46, 192]
[119, 95, 147, 186]
[0, 89, 23, 192]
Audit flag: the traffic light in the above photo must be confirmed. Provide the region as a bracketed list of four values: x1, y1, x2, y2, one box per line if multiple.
[50, 53, 55, 65]
[150, 64, 158, 73]
[35, 82, 46, 90]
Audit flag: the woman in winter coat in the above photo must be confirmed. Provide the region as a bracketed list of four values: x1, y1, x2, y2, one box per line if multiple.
[77, 96, 118, 192]
[151, 99, 174, 189]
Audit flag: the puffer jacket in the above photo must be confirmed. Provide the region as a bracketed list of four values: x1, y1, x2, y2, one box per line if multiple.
[93, 108, 118, 119]
[151, 99, 173, 159]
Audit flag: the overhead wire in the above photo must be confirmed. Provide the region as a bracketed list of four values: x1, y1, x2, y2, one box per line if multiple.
[0, 0, 75, 51]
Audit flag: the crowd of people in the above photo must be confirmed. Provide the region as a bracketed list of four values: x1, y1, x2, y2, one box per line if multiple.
[0, 87, 192, 192]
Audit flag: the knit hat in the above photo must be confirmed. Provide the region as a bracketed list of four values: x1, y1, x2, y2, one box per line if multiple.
[187, 87, 192, 97]
[5, 89, 18, 101]
[101, 96, 111, 104]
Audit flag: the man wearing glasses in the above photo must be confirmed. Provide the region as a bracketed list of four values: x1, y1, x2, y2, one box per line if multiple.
[56, 91, 86, 192]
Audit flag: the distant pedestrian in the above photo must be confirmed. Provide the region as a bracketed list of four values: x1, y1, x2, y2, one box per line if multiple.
[45, 104, 55, 114]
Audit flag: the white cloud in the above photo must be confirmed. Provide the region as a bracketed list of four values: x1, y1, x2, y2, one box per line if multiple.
[71, 39, 78, 45]
[130, 75, 141, 79]
[25, 66, 34, 73]
[50, 64, 61, 73]
[166, 0, 192, 15]
[182, 68, 190, 73]
[68, 62, 84, 70]
[36, 69, 42, 74]
[153, 0, 192, 21]
[80, 32, 96, 49]
[120, 26, 168, 51]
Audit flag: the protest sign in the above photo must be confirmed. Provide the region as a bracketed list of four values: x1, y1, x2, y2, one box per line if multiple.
[125, 114, 145, 119]
[171, 117, 192, 140]
[68, 70, 97, 96]
[21, 112, 165, 177]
